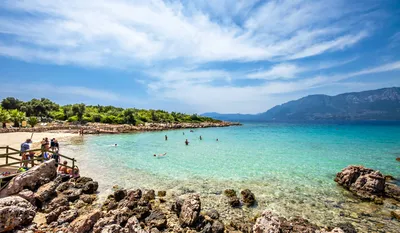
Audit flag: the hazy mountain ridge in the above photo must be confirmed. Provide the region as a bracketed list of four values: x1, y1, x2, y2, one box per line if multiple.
[202, 87, 400, 121]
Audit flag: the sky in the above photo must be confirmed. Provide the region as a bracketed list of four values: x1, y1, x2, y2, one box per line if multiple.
[0, 0, 399, 114]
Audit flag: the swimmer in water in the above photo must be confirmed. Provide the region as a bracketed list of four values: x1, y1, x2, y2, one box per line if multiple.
[153, 153, 167, 157]
[216, 138, 219, 142]
[114, 144, 118, 147]
[185, 139, 189, 145]
[165, 135, 168, 141]
[199, 135, 202, 140]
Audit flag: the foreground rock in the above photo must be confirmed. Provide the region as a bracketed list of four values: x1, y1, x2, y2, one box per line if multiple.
[68, 210, 102, 233]
[0, 160, 57, 198]
[253, 210, 347, 233]
[0, 196, 36, 232]
[179, 194, 201, 227]
[335, 165, 385, 200]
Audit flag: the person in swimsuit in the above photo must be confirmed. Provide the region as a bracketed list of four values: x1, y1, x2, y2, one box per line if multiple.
[153, 153, 167, 157]
[185, 139, 189, 145]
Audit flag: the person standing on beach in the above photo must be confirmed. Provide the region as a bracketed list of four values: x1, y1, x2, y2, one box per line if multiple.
[54, 139, 59, 152]
[165, 135, 168, 141]
[20, 139, 31, 166]
[185, 139, 189, 145]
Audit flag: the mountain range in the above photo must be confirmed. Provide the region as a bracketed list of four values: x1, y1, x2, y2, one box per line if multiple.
[202, 87, 400, 121]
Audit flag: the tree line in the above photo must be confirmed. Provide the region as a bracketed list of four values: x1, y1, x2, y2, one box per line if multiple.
[0, 97, 220, 128]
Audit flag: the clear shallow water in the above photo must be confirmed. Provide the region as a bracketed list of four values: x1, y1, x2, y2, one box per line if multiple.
[62, 123, 400, 232]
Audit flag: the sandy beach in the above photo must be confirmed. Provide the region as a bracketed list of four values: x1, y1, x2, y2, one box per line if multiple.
[0, 132, 76, 151]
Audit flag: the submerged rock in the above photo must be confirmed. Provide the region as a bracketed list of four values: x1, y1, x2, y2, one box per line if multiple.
[391, 210, 400, 221]
[0, 160, 57, 197]
[0, 196, 36, 232]
[224, 189, 236, 197]
[241, 189, 256, 207]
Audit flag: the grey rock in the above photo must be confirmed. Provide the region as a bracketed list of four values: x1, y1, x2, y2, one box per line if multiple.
[145, 210, 167, 230]
[0, 196, 36, 232]
[57, 209, 78, 224]
[179, 194, 201, 227]
[253, 210, 281, 233]
[83, 181, 99, 194]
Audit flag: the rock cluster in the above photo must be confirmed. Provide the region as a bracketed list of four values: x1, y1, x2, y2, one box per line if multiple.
[335, 165, 400, 202]
[252, 210, 351, 233]
[224, 189, 256, 207]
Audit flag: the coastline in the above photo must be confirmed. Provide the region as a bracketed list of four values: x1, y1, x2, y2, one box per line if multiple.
[0, 121, 241, 134]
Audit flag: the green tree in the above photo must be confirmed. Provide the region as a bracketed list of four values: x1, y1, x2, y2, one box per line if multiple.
[9, 109, 26, 127]
[123, 108, 137, 125]
[0, 107, 10, 128]
[72, 103, 86, 122]
[1, 97, 23, 110]
[27, 117, 39, 127]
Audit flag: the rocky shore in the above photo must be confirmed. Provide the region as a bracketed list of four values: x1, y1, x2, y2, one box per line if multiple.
[0, 161, 399, 232]
[0, 122, 241, 134]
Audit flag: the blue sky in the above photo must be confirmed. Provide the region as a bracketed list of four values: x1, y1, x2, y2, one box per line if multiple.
[0, 0, 399, 114]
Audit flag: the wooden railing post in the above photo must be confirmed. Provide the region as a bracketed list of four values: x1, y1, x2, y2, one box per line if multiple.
[5, 146, 8, 165]
[72, 159, 75, 176]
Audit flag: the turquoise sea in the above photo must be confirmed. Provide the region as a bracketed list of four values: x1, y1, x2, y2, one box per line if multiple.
[63, 122, 400, 232]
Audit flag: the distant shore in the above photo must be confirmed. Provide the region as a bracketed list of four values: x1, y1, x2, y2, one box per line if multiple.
[0, 121, 241, 135]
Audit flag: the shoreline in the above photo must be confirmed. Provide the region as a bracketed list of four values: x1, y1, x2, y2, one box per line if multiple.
[0, 121, 241, 135]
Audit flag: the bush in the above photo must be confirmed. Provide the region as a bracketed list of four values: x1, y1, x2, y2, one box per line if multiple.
[67, 115, 79, 122]
[27, 117, 39, 127]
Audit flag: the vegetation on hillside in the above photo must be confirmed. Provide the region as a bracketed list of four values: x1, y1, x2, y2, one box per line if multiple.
[0, 97, 220, 126]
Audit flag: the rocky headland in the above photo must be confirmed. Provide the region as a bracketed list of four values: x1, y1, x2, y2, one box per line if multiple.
[0, 122, 241, 134]
[0, 161, 399, 232]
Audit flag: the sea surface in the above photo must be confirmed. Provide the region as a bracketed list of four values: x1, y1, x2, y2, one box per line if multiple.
[62, 122, 400, 232]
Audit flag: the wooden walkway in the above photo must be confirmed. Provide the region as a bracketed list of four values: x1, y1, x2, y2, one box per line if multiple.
[0, 146, 77, 189]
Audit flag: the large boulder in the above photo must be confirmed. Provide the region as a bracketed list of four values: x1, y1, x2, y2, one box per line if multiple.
[34, 178, 63, 205]
[0, 160, 57, 197]
[0, 196, 36, 232]
[335, 166, 385, 200]
[253, 211, 281, 233]
[179, 194, 201, 227]
[69, 210, 102, 233]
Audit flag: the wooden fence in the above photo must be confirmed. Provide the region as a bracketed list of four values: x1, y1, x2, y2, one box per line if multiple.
[0, 146, 77, 174]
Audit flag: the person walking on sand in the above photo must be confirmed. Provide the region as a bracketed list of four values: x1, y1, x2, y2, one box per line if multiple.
[185, 139, 189, 145]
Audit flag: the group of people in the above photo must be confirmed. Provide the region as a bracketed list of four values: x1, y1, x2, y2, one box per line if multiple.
[56, 160, 80, 178]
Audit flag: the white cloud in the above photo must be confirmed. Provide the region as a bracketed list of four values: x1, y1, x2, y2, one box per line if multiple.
[1, 83, 120, 101]
[247, 63, 302, 80]
[0, 0, 372, 66]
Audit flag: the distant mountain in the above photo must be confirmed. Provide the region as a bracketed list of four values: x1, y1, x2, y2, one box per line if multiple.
[202, 87, 400, 121]
[201, 112, 260, 122]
